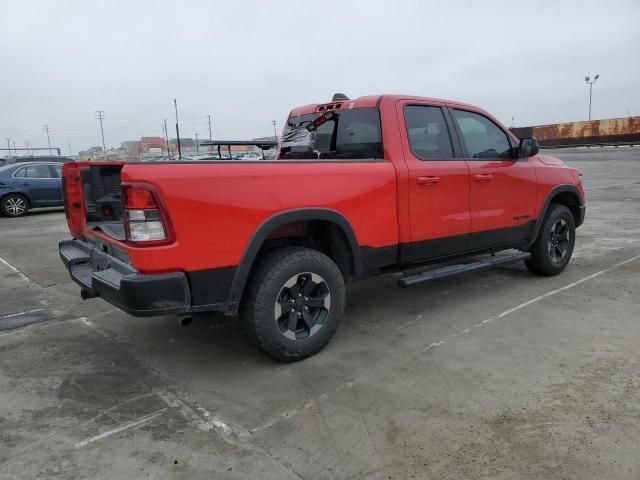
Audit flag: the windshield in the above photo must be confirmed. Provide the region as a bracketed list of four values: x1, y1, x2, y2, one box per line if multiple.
[280, 107, 383, 159]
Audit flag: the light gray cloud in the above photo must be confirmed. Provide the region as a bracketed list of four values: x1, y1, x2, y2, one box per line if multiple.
[1, 0, 639, 154]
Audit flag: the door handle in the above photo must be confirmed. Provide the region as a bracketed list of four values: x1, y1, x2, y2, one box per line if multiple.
[473, 174, 493, 182]
[22, 182, 30, 186]
[417, 176, 440, 186]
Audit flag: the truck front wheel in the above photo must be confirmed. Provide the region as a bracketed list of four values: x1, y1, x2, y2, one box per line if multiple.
[525, 203, 576, 276]
[240, 247, 346, 362]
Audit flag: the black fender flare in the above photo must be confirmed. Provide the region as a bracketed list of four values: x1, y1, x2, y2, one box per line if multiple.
[225, 208, 361, 314]
[527, 184, 584, 247]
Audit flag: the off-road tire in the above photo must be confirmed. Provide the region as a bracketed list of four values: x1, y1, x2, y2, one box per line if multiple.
[1, 194, 29, 217]
[525, 203, 575, 276]
[240, 247, 346, 362]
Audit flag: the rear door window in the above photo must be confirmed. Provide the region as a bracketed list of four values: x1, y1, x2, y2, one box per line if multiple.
[404, 106, 454, 160]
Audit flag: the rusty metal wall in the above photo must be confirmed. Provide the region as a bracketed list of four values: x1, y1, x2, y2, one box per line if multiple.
[510, 116, 640, 147]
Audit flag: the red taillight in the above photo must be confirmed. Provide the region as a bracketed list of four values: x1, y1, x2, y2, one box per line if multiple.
[124, 187, 157, 209]
[62, 162, 84, 238]
[122, 184, 173, 245]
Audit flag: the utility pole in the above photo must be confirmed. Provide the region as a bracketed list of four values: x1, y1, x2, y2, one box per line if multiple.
[25, 141, 31, 156]
[42, 125, 52, 154]
[68, 142, 72, 157]
[95, 111, 106, 151]
[12, 141, 16, 155]
[272, 120, 278, 142]
[584, 74, 599, 121]
[6, 138, 11, 155]
[195, 132, 199, 155]
[174, 99, 182, 159]
[163, 119, 170, 159]
[207, 115, 213, 153]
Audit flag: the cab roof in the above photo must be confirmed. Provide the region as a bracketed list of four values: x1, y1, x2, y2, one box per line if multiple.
[288, 94, 486, 118]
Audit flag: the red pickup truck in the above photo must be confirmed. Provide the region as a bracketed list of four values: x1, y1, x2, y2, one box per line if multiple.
[59, 94, 585, 361]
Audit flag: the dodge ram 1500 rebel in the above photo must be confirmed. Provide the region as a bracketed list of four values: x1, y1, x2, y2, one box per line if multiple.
[59, 94, 585, 361]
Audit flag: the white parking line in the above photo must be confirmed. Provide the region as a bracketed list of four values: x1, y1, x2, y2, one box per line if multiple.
[419, 252, 640, 353]
[497, 253, 640, 319]
[1, 308, 45, 319]
[249, 252, 640, 434]
[0, 255, 35, 284]
[75, 408, 167, 448]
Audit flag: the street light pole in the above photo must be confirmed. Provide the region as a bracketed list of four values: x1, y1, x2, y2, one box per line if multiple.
[272, 120, 278, 141]
[584, 74, 600, 121]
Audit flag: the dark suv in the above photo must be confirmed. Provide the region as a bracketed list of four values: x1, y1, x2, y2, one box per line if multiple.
[0, 162, 65, 217]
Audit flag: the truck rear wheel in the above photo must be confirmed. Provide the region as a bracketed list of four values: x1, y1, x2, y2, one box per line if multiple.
[525, 203, 576, 276]
[240, 247, 345, 362]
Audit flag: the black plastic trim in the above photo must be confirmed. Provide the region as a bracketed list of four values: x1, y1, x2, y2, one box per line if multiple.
[526, 184, 584, 247]
[403, 221, 534, 265]
[360, 244, 398, 277]
[187, 266, 236, 308]
[225, 208, 362, 314]
[466, 221, 535, 251]
[59, 239, 190, 317]
[399, 251, 531, 287]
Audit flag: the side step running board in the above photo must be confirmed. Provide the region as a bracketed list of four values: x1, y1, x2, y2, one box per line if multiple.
[398, 252, 531, 288]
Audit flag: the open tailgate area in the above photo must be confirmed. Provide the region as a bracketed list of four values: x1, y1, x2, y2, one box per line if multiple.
[63, 161, 126, 241]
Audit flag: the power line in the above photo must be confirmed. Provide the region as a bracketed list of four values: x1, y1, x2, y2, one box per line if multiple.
[42, 125, 52, 154]
[95, 111, 106, 151]
[207, 115, 213, 153]
[163, 119, 170, 159]
[174, 99, 182, 159]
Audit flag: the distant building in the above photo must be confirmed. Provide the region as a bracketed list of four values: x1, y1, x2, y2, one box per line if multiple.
[169, 138, 194, 148]
[120, 140, 141, 153]
[141, 137, 165, 150]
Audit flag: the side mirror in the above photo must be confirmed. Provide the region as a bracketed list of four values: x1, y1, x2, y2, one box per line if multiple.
[519, 137, 539, 158]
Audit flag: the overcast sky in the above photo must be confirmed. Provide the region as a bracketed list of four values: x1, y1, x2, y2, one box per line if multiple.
[1, 0, 639, 155]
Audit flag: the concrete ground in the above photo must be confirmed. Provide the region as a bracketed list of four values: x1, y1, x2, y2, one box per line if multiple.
[1, 147, 639, 480]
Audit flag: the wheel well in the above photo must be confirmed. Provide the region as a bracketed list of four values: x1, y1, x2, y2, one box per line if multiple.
[549, 191, 581, 225]
[253, 220, 356, 284]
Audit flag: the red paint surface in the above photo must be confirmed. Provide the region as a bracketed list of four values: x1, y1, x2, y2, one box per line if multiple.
[63, 95, 584, 274]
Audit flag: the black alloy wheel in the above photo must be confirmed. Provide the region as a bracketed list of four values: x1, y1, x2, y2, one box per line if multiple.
[548, 218, 570, 264]
[274, 272, 331, 340]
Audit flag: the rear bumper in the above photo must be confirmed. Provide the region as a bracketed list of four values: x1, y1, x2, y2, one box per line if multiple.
[59, 239, 190, 317]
